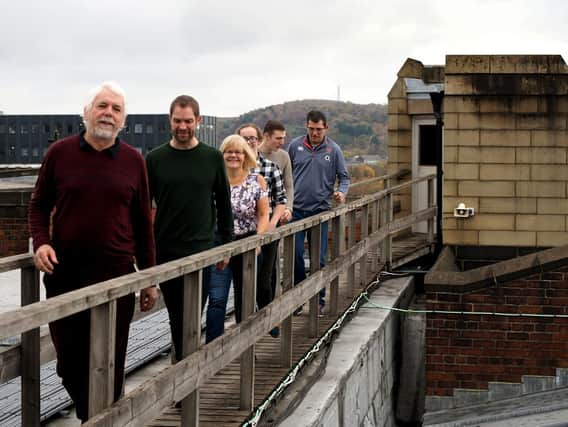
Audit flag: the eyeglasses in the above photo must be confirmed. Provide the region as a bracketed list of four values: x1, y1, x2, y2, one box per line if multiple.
[242, 135, 259, 142]
[224, 150, 244, 156]
[307, 127, 326, 133]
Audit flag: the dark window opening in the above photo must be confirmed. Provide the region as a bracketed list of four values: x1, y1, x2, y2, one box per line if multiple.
[419, 124, 436, 167]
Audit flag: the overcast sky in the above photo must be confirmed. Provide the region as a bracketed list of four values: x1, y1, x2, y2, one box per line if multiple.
[1, 0, 566, 117]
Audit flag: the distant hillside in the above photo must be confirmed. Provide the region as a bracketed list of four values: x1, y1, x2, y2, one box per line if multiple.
[216, 99, 387, 158]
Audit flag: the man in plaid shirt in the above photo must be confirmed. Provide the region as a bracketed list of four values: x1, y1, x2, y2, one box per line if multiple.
[238, 123, 287, 337]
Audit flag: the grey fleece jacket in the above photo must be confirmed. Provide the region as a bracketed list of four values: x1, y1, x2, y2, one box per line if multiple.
[287, 135, 350, 212]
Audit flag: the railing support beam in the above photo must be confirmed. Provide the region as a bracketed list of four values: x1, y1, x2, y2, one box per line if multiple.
[181, 270, 202, 427]
[20, 265, 40, 427]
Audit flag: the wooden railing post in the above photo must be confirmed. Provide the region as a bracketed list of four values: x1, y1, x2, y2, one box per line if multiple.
[359, 204, 369, 287]
[346, 210, 356, 297]
[380, 182, 393, 270]
[181, 270, 202, 427]
[89, 300, 117, 419]
[20, 265, 40, 427]
[370, 200, 379, 274]
[280, 234, 294, 368]
[329, 214, 344, 317]
[308, 223, 321, 338]
[240, 249, 257, 410]
[427, 177, 435, 244]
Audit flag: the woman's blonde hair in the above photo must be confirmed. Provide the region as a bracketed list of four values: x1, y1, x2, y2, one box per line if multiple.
[220, 134, 257, 171]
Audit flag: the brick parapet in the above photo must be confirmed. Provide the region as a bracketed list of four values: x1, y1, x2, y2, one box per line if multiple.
[426, 266, 568, 397]
[0, 189, 32, 257]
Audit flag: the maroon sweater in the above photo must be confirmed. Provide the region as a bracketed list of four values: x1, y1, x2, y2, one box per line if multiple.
[29, 133, 155, 271]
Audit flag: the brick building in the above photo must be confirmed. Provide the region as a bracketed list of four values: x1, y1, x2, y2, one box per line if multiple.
[388, 55, 568, 415]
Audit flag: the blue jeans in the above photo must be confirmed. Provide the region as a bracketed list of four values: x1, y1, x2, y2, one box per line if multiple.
[206, 264, 232, 343]
[293, 209, 328, 306]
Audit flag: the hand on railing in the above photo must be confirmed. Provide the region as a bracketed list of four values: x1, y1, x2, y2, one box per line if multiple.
[33, 244, 58, 274]
[216, 258, 229, 271]
[279, 208, 292, 224]
[140, 286, 158, 312]
[332, 191, 346, 204]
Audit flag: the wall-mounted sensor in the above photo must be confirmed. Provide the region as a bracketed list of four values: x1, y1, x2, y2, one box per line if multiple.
[454, 202, 474, 218]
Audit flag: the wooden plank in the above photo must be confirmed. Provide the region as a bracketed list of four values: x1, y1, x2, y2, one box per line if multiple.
[347, 210, 356, 297]
[0, 295, 166, 383]
[181, 270, 201, 427]
[240, 249, 256, 411]
[0, 174, 437, 341]
[88, 300, 117, 418]
[85, 229, 390, 426]
[20, 265, 40, 427]
[280, 234, 294, 368]
[359, 205, 369, 286]
[329, 214, 344, 317]
[380, 190, 393, 269]
[370, 200, 379, 274]
[0, 253, 34, 273]
[308, 223, 321, 338]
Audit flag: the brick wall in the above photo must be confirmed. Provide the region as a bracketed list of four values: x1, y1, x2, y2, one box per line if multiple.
[0, 189, 32, 257]
[426, 266, 568, 396]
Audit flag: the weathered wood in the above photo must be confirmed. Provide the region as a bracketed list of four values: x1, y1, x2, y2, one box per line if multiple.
[181, 270, 202, 427]
[1, 173, 441, 427]
[240, 249, 256, 411]
[280, 234, 294, 368]
[329, 214, 344, 316]
[0, 252, 34, 273]
[89, 300, 117, 418]
[370, 200, 379, 273]
[0, 174, 437, 342]
[359, 204, 369, 287]
[0, 294, 165, 383]
[84, 226, 395, 427]
[347, 210, 356, 297]
[308, 223, 321, 338]
[20, 265, 40, 427]
[380, 188, 393, 269]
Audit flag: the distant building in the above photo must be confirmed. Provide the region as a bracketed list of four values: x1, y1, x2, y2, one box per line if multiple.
[0, 114, 217, 164]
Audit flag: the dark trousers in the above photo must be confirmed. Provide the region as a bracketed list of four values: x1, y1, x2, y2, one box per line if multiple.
[159, 260, 210, 362]
[257, 239, 279, 309]
[293, 209, 328, 306]
[44, 263, 135, 423]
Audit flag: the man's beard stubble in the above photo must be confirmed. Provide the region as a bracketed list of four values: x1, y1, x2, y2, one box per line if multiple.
[173, 128, 195, 144]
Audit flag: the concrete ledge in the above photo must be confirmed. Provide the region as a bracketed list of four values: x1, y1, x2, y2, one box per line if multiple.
[278, 276, 414, 427]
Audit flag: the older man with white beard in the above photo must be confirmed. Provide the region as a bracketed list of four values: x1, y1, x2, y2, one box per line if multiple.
[29, 81, 158, 422]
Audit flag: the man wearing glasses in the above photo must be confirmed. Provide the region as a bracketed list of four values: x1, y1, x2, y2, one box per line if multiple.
[287, 110, 350, 315]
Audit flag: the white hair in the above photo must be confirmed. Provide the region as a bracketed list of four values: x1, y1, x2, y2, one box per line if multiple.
[82, 81, 127, 116]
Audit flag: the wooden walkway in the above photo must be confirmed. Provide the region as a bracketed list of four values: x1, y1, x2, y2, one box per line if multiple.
[145, 233, 431, 426]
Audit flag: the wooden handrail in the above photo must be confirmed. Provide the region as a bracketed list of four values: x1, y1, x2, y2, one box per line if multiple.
[0, 173, 436, 340]
[0, 172, 437, 426]
[84, 204, 436, 426]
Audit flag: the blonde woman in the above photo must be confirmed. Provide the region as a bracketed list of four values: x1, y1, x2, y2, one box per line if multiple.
[206, 135, 269, 341]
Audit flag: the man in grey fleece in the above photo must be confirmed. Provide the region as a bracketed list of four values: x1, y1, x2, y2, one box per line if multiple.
[287, 110, 350, 314]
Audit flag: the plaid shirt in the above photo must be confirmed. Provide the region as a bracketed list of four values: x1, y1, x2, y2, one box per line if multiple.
[252, 155, 287, 214]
